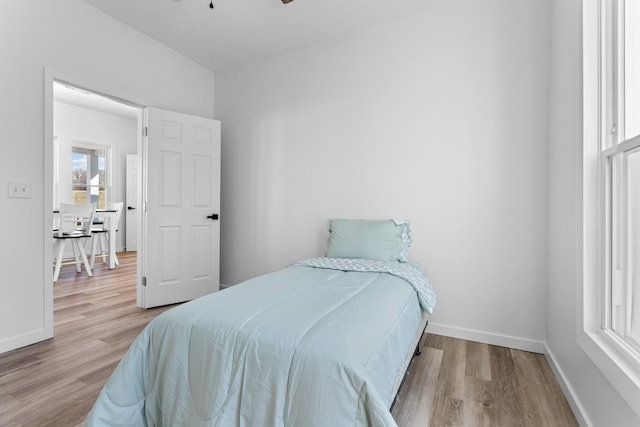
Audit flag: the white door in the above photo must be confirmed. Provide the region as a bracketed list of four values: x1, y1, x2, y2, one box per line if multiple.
[125, 154, 138, 251]
[139, 107, 221, 308]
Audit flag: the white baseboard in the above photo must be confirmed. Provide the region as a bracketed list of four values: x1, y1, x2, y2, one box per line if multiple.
[426, 322, 545, 353]
[544, 345, 592, 427]
[425, 323, 590, 425]
[0, 328, 52, 355]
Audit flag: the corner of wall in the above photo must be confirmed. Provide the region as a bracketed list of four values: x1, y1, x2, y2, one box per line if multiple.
[427, 322, 545, 354]
[544, 344, 593, 427]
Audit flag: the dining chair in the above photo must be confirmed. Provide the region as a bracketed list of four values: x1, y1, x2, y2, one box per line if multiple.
[53, 203, 96, 282]
[90, 201, 124, 268]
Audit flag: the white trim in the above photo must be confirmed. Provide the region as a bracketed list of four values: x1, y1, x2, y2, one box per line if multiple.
[602, 132, 640, 157]
[426, 322, 545, 354]
[43, 68, 55, 344]
[0, 329, 51, 355]
[578, 330, 640, 418]
[544, 345, 593, 427]
[580, 0, 640, 418]
[67, 137, 114, 208]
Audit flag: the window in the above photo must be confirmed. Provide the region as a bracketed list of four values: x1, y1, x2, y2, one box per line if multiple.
[602, 0, 640, 355]
[71, 146, 107, 208]
[582, 0, 640, 417]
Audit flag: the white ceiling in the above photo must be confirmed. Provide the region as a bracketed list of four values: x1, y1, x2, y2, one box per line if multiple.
[59, 0, 445, 116]
[54, 81, 139, 119]
[82, 0, 447, 72]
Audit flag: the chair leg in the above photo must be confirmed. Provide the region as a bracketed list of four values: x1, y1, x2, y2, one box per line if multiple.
[90, 233, 111, 268]
[90, 234, 98, 268]
[78, 240, 93, 277]
[104, 232, 119, 266]
[71, 241, 82, 273]
[53, 240, 65, 282]
[100, 234, 107, 262]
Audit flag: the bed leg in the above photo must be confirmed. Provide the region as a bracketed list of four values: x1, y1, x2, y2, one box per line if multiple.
[414, 324, 427, 356]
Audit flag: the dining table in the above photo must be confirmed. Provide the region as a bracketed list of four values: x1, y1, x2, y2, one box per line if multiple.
[53, 208, 119, 270]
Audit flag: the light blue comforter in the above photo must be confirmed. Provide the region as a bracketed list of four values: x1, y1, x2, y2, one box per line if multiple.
[84, 260, 434, 427]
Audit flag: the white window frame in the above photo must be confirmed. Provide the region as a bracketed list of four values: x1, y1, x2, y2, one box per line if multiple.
[71, 145, 108, 208]
[53, 136, 113, 210]
[580, 0, 640, 417]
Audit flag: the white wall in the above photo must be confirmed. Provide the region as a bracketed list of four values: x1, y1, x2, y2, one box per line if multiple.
[216, 0, 550, 351]
[54, 101, 137, 252]
[0, 1, 214, 353]
[546, 0, 640, 425]
[1, 1, 634, 423]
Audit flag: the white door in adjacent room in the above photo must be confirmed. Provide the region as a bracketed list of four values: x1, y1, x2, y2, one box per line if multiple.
[139, 107, 221, 308]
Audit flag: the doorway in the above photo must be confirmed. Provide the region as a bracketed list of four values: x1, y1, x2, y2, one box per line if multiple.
[48, 77, 143, 334]
[44, 72, 221, 340]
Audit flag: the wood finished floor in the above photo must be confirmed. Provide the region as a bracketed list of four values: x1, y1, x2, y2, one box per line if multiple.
[0, 252, 578, 427]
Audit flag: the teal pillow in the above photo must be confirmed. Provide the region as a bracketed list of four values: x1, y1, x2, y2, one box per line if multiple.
[326, 219, 411, 262]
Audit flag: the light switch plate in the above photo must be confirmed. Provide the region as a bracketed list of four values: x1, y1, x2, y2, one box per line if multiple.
[8, 181, 32, 199]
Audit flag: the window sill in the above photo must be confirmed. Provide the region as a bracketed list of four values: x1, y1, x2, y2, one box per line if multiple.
[578, 328, 640, 418]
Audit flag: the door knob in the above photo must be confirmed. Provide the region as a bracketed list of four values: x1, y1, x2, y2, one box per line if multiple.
[206, 214, 219, 220]
[127, 206, 136, 210]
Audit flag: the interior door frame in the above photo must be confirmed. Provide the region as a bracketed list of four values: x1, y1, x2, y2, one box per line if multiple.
[43, 67, 146, 339]
[125, 154, 139, 252]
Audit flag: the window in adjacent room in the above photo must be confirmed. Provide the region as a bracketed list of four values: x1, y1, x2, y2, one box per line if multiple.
[71, 146, 108, 209]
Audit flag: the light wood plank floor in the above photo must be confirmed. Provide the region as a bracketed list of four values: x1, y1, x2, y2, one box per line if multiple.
[0, 252, 174, 427]
[391, 335, 579, 426]
[0, 252, 578, 426]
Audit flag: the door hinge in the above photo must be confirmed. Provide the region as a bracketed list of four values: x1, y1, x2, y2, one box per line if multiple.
[144, 126, 148, 137]
[142, 276, 147, 287]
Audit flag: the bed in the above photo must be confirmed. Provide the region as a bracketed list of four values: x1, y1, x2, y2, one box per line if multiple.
[84, 219, 436, 427]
